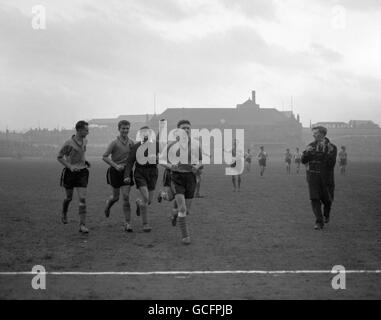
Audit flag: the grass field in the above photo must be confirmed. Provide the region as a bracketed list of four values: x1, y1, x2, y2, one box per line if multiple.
[0, 158, 381, 299]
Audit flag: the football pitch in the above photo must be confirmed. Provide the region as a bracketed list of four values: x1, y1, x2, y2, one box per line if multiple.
[0, 158, 380, 299]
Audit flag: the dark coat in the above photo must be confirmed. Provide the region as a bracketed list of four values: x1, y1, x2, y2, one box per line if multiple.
[301, 138, 337, 202]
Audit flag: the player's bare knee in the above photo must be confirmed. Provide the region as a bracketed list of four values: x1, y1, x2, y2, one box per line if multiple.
[141, 195, 149, 205]
[111, 195, 120, 202]
[178, 204, 187, 217]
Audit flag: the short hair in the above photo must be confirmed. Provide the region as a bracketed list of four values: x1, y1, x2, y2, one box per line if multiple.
[75, 121, 88, 131]
[140, 126, 149, 130]
[118, 120, 130, 130]
[312, 126, 327, 136]
[177, 119, 191, 128]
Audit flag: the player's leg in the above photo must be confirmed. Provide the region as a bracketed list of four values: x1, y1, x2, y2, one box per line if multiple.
[261, 165, 265, 177]
[165, 186, 175, 201]
[341, 163, 346, 175]
[185, 198, 193, 216]
[232, 175, 236, 191]
[195, 175, 202, 197]
[323, 200, 332, 224]
[311, 199, 323, 229]
[61, 188, 73, 224]
[104, 187, 120, 218]
[77, 187, 89, 233]
[137, 186, 151, 232]
[170, 199, 179, 226]
[237, 174, 241, 191]
[121, 185, 132, 232]
[323, 183, 334, 224]
[158, 169, 171, 202]
[175, 193, 190, 244]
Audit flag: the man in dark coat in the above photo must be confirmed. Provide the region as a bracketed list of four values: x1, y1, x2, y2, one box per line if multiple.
[301, 126, 337, 230]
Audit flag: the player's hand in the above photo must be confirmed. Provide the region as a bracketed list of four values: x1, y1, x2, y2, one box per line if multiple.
[85, 161, 91, 168]
[305, 146, 314, 153]
[123, 177, 131, 184]
[70, 166, 80, 172]
[115, 164, 125, 172]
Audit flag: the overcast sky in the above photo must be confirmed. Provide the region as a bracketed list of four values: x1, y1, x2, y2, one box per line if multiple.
[1, 0, 380, 131]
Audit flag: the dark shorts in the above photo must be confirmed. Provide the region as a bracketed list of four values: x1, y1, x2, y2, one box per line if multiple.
[295, 159, 301, 164]
[339, 159, 347, 166]
[107, 167, 134, 189]
[60, 168, 89, 189]
[246, 158, 252, 164]
[134, 166, 158, 191]
[163, 168, 172, 187]
[286, 159, 291, 164]
[171, 171, 196, 199]
[259, 159, 266, 166]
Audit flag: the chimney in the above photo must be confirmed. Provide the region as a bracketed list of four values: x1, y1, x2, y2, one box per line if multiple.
[252, 90, 256, 103]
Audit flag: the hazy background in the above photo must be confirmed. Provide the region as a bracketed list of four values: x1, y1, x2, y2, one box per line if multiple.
[0, 0, 380, 131]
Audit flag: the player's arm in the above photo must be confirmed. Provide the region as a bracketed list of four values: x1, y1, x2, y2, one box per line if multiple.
[123, 143, 138, 181]
[102, 141, 123, 171]
[83, 143, 91, 168]
[57, 144, 76, 172]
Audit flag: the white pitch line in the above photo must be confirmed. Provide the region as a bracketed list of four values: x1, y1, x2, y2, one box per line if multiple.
[0, 270, 381, 276]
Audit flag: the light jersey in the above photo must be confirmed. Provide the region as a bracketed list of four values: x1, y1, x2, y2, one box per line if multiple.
[164, 138, 202, 173]
[285, 153, 292, 161]
[339, 151, 347, 160]
[58, 135, 88, 170]
[103, 136, 135, 165]
[294, 152, 302, 160]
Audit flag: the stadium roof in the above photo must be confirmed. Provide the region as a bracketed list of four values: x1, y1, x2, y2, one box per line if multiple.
[159, 106, 296, 126]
